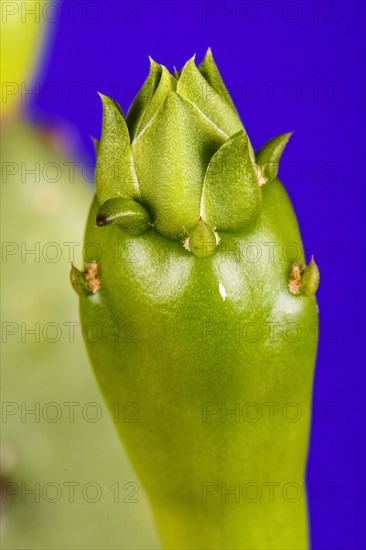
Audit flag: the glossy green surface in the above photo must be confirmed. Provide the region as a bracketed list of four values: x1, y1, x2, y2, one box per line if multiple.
[78, 51, 318, 549]
[81, 182, 317, 548]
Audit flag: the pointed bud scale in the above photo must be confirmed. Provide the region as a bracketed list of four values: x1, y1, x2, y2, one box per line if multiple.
[132, 91, 224, 240]
[184, 217, 218, 257]
[96, 93, 140, 205]
[96, 197, 151, 236]
[70, 263, 91, 297]
[198, 48, 237, 113]
[135, 66, 177, 136]
[126, 57, 162, 140]
[301, 256, 320, 296]
[256, 132, 293, 184]
[177, 57, 243, 138]
[70, 262, 100, 297]
[288, 257, 320, 296]
[202, 130, 262, 231]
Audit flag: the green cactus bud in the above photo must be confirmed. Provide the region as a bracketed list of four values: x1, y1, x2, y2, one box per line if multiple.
[75, 50, 320, 549]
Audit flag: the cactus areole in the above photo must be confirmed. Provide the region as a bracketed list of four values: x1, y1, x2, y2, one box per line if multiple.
[72, 50, 319, 549]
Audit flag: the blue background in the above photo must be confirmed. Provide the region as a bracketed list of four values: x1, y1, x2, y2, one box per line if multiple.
[33, 1, 365, 548]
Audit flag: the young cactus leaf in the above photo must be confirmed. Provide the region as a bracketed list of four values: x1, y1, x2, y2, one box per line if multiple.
[198, 48, 237, 113]
[132, 91, 225, 239]
[70, 263, 92, 297]
[126, 57, 161, 140]
[177, 57, 243, 137]
[301, 256, 320, 296]
[136, 66, 177, 135]
[256, 131, 293, 183]
[96, 197, 151, 236]
[96, 93, 139, 204]
[70, 261, 100, 297]
[288, 257, 320, 296]
[201, 130, 262, 231]
[184, 217, 218, 257]
[173, 66, 181, 79]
